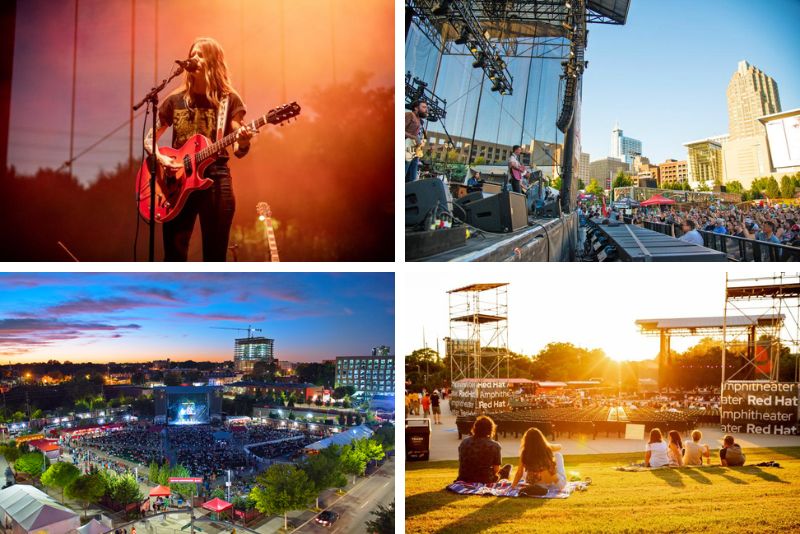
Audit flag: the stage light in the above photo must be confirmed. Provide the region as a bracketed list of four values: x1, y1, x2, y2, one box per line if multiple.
[468, 43, 479, 54]
[258, 214, 265, 222]
[490, 82, 501, 92]
[472, 53, 485, 68]
[432, 0, 452, 16]
[565, 1, 572, 8]
[454, 27, 470, 45]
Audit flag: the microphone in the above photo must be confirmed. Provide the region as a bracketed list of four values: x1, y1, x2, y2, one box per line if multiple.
[175, 58, 199, 72]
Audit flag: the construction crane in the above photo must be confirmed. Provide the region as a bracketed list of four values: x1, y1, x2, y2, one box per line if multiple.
[211, 325, 262, 338]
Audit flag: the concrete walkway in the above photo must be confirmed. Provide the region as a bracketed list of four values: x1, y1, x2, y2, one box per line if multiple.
[409, 400, 800, 461]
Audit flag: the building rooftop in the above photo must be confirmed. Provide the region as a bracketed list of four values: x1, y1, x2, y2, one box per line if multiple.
[758, 108, 800, 123]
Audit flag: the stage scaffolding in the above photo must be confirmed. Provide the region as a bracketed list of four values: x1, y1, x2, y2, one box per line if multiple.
[405, 0, 630, 212]
[447, 283, 510, 381]
[723, 274, 800, 385]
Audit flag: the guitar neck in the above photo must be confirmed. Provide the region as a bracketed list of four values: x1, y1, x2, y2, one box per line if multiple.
[196, 113, 270, 162]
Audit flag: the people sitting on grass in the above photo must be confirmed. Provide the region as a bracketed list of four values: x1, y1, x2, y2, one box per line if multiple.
[683, 430, 711, 466]
[720, 434, 746, 466]
[667, 430, 684, 467]
[510, 427, 567, 494]
[644, 428, 671, 468]
[457, 415, 512, 483]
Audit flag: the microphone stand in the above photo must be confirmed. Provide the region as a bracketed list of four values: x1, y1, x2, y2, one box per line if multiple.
[133, 65, 186, 262]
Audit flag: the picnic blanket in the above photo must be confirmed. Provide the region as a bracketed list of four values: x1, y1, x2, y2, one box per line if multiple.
[446, 479, 589, 498]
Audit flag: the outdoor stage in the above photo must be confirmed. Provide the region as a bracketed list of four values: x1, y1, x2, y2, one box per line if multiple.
[408, 212, 578, 261]
[408, 400, 800, 462]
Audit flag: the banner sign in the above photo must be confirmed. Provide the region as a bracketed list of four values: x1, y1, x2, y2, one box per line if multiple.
[720, 381, 799, 435]
[168, 477, 203, 483]
[450, 380, 511, 417]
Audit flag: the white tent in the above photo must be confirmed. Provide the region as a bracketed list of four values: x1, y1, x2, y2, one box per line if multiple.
[77, 518, 112, 534]
[304, 425, 374, 451]
[0, 484, 80, 534]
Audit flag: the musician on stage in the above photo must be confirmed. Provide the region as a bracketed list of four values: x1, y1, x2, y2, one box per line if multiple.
[507, 145, 528, 193]
[144, 37, 255, 261]
[405, 100, 428, 183]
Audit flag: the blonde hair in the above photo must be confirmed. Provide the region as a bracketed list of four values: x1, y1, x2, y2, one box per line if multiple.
[691, 430, 702, 442]
[172, 37, 238, 108]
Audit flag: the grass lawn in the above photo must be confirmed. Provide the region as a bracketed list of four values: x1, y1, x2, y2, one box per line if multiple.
[405, 447, 800, 534]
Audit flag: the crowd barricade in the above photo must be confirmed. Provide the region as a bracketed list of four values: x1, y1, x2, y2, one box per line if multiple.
[640, 220, 800, 261]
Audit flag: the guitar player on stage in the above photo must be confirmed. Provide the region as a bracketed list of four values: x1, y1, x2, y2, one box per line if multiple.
[507, 145, 530, 194]
[405, 100, 427, 182]
[144, 37, 255, 261]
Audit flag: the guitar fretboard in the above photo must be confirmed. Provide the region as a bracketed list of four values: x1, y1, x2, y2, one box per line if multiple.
[194, 114, 272, 164]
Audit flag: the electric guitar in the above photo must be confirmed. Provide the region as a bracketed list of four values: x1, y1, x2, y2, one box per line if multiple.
[256, 201, 280, 262]
[136, 102, 301, 223]
[405, 131, 426, 162]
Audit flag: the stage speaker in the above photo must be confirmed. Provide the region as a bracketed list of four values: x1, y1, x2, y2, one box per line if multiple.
[483, 182, 502, 194]
[535, 199, 561, 218]
[464, 191, 528, 233]
[455, 191, 493, 206]
[405, 179, 449, 227]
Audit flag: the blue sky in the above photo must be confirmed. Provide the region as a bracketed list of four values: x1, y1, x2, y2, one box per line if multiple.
[407, 0, 800, 165]
[0, 273, 394, 363]
[581, 0, 800, 163]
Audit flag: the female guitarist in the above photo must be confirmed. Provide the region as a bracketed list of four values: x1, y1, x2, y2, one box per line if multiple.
[144, 37, 254, 261]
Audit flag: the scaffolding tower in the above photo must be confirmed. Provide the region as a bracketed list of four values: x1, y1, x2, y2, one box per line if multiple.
[447, 283, 510, 381]
[723, 274, 800, 385]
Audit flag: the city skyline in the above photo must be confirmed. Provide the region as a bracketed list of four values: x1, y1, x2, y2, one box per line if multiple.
[581, 0, 800, 167]
[0, 272, 394, 364]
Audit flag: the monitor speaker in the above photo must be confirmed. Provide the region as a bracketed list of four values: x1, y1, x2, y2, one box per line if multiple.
[405, 179, 450, 227]
[464, 191, 528, 233]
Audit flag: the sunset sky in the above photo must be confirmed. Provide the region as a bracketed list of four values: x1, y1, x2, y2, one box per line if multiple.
[0, 272, 394, 363]
[399, 266, 798, 362]
[7, 0, 394, 185]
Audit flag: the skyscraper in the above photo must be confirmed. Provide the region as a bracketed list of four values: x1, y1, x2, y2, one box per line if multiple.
[724, 61, 781, 187]
[727, 61, 781, 139]
[234, 337, 275, 374]
[610, 122, 642, 165]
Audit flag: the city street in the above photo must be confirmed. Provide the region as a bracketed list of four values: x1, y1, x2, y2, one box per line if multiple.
[293, 457, 395, 534]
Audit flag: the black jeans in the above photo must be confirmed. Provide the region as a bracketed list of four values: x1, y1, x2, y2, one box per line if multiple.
[163, 174, 235, 261]
[510, 179, 521, 193]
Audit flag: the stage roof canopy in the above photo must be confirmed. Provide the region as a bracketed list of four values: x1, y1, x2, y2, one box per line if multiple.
[636, 314, 784, 335]
[587, 0, 631, 24]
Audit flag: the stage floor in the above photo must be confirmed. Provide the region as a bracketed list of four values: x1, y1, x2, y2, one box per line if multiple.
[411, 213, 578, 262]
[407, 399, 800, 462]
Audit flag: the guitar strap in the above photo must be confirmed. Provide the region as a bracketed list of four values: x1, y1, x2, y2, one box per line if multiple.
[215, 94, 230, 156]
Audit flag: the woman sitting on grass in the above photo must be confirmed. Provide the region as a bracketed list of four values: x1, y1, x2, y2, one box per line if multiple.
[667, 430, 684, 467]
[644, 428, 670, 468]
[510, 427, 567, 493]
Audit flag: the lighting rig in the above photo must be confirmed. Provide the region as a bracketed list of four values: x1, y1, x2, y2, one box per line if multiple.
[411, 0, 514, 95]
[405, 73, 448, 122]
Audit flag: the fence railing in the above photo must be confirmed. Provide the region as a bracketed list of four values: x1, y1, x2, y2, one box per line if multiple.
[637, 220, 800, 261]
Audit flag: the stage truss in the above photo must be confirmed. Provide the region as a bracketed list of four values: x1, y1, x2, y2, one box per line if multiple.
[447, 283, 510, 381]
[723, 274, 800, 384]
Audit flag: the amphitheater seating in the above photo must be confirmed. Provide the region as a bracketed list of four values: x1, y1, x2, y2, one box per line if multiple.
[454, 406, 712, 441]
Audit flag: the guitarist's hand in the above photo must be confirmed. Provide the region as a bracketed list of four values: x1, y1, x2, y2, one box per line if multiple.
[236, 125, 256, 147]
[158, 155, 183, 174]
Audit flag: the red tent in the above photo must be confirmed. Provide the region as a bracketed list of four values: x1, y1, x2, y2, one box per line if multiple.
[202, 498, 232, 513]
[640, 194, 676, 206]
[149, 485, 171, 497]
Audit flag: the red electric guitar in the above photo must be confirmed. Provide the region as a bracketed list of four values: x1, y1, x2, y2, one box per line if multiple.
[136, 101, 301, 223]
